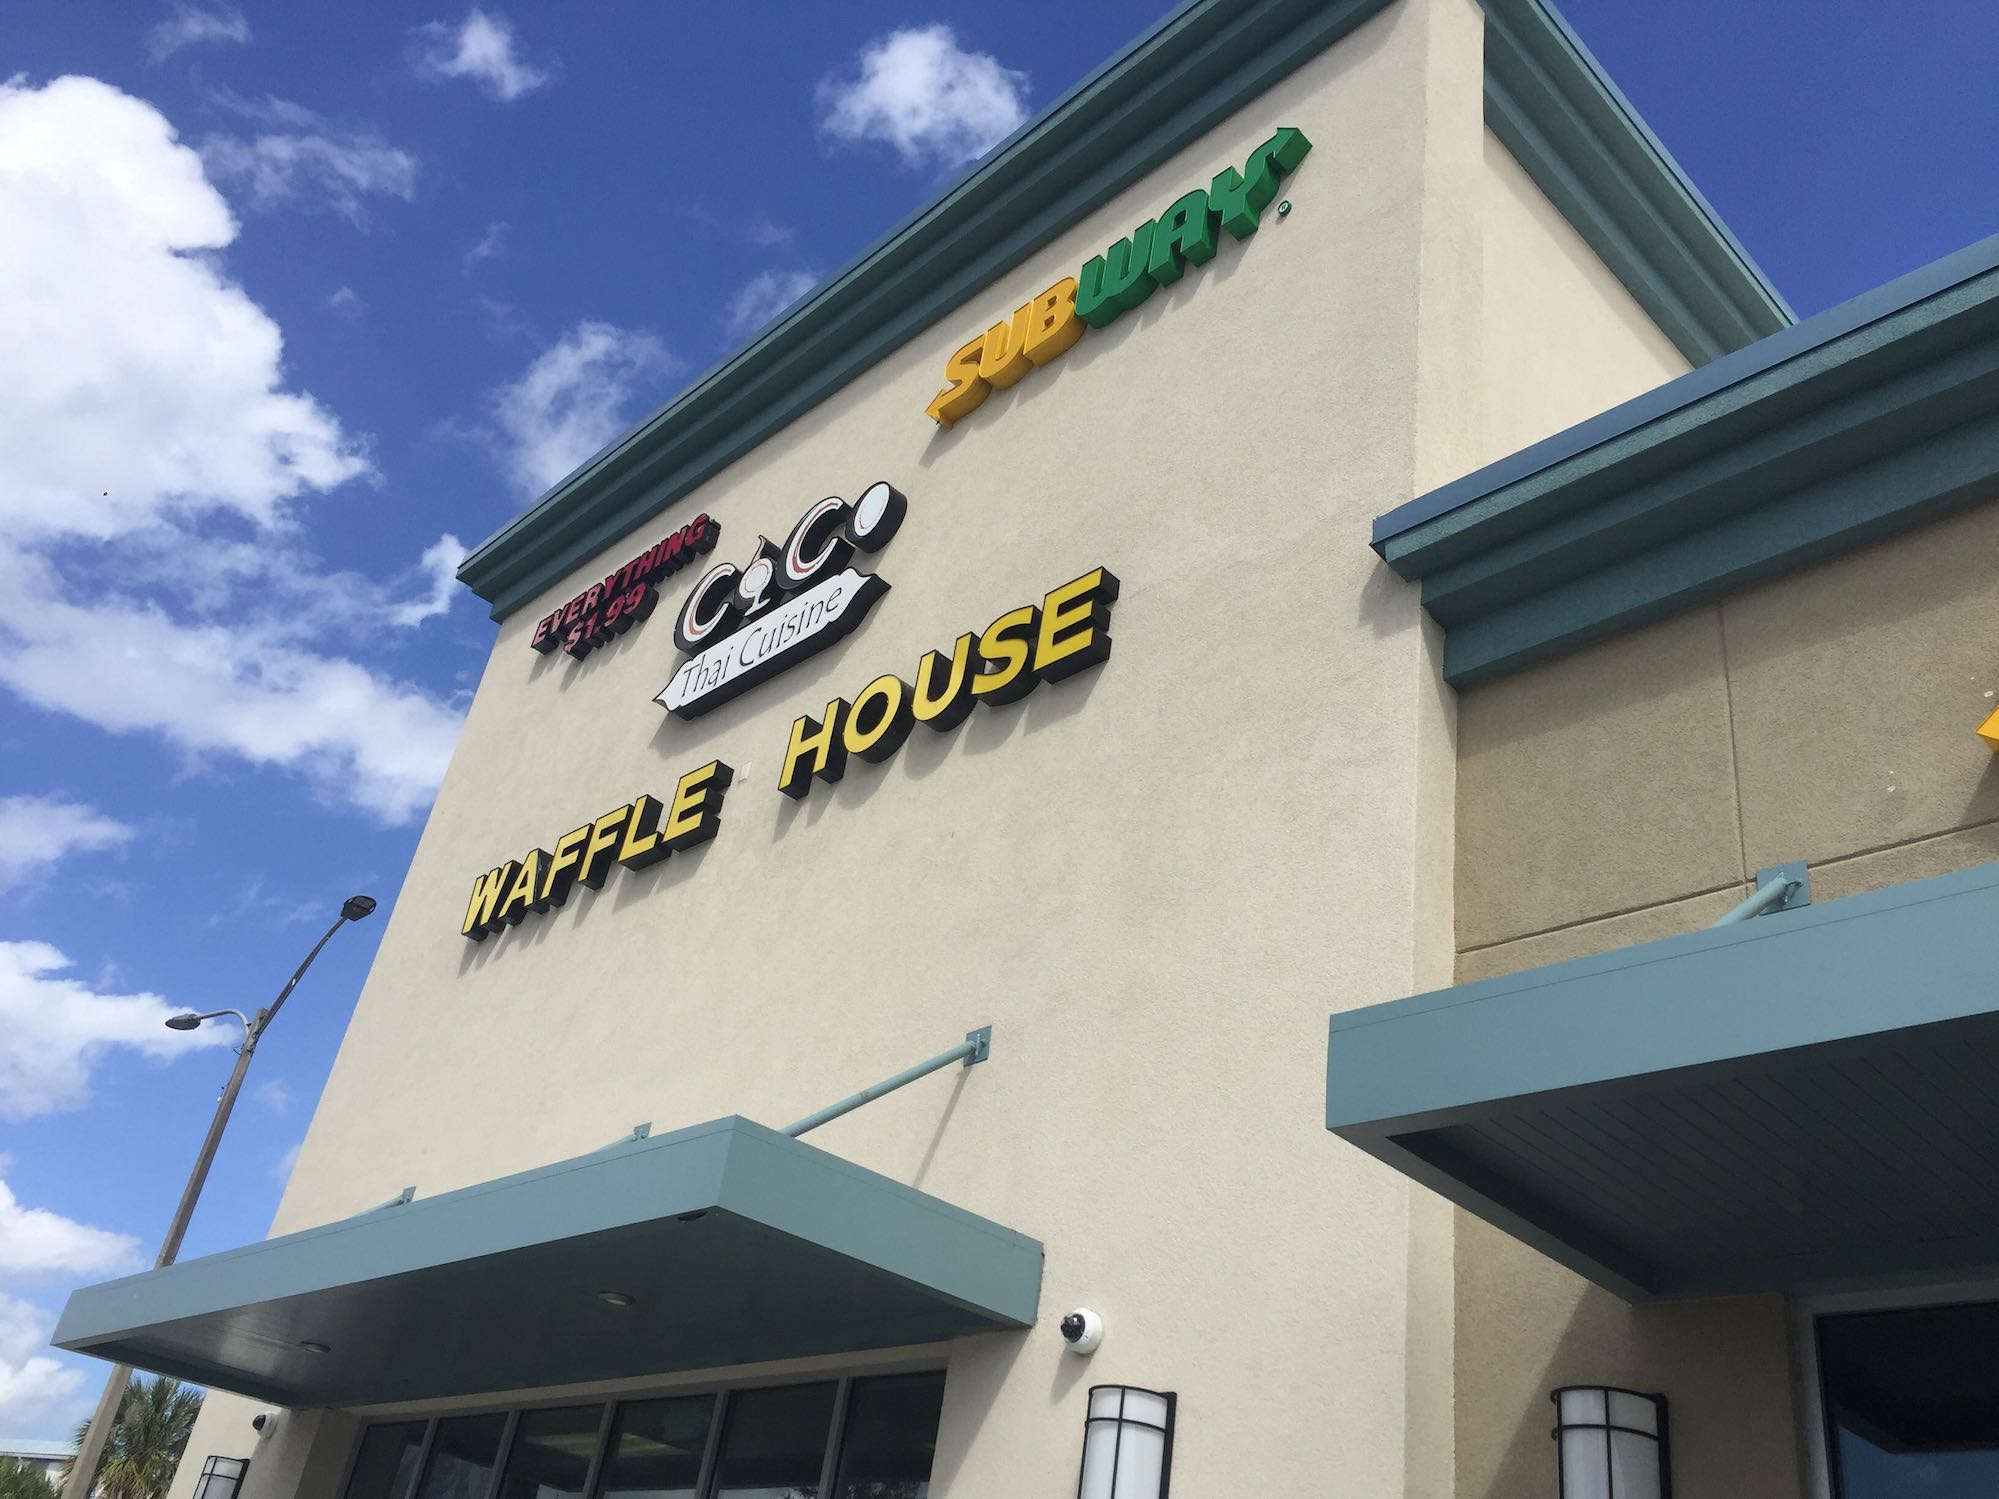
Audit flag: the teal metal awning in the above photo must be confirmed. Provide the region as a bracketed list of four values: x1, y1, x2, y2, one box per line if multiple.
[1327, 861, 1999, 1302]
[54, 1117, 1040, 1408]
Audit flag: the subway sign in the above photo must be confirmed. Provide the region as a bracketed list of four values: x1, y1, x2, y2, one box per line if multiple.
[926, 127, 1311, 426]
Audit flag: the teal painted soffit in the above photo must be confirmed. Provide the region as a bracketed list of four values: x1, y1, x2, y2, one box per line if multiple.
[458, 0, 1784, 624]
[1328, 859, 1999, 1300]
[1373, 231, 1999, 685]
[53, 1116, 1041, 1408]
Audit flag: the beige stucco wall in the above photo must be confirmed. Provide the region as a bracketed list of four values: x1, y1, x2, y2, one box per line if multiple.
[1450, 494, 1999, 1498]
[1478, 131, 1690, 459]
[173, 3, 1468, 1496]
[161, 3, 1738, 1497]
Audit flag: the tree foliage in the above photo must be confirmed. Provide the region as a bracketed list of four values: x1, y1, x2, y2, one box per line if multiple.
[69, 1376, 204, 1499]
[0, 1458, 60, 1499]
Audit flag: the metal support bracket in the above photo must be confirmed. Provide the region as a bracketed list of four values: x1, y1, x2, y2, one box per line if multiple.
[1755, 861, 1811, 913]
[1711, 861, 1811, 927]
[783, 1025, 994, 1138]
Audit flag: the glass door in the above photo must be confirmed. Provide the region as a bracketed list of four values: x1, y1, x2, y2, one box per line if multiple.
[1818, 1300, 1999, 1497]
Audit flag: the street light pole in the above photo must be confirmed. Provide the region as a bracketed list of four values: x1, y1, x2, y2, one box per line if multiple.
[61, 897, 376, 1499]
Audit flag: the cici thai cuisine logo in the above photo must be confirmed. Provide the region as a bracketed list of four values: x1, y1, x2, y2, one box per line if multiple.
[925, 128, 1311, 426]
[654, 481, 908, 719]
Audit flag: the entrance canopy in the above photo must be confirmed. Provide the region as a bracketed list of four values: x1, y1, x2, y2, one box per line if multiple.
[1327, 861, 1999, 1302]
[54, 1117, 1040, 1408]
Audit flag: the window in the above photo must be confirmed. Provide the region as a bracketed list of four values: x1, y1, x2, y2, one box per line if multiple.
[1819, 1301, 1999, 1498]
[345, 1373, 943, 1499]
[413, 1416, 508, 1499]
[832, 1373, 946, 1499]
[345, 1422, 428, 1499]
[191, 1456, 250, 1499]
[709, 1383, 837, 1499]
[596, 1396, 714, 1499]
[497, 1406, 606, 1499]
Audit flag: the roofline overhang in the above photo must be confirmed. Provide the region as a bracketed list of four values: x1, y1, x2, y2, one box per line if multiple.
[1328, 860, 1999, 1301]
[458, 0, 1787, 625]
[1373, 230, 1999, 686]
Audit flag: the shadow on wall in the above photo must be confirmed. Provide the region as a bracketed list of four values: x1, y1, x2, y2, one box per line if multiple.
[454, 836, 718, 978]
[768, 661, 1109, 840]
[1458, 1214, 1805, 1499]
[925, 1328, 1034, 1494]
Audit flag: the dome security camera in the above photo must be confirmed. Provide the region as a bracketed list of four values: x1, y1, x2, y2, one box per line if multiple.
[252, 1410, 281, 1437]
[1058, 1308, 1104, 1355]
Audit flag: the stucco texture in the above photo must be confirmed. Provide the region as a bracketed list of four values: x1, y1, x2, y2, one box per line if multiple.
[156, 0, 1736, 1495]
[164, 5, 1493, 1499]
[1451, 494, 1999, 1498]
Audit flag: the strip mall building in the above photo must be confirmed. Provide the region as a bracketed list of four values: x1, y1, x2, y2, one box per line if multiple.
[56, 1, 1999, 1496]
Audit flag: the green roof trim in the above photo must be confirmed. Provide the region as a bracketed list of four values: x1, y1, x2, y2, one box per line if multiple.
[1374, 230, 1999, 685]
[1482, 0, 1792, 364]
[1328, 860, 1999, 1300]
[459, 0, 1787, 624]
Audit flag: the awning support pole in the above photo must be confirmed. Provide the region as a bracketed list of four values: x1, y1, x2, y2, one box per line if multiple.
[1711, 861, 1810, 926]
[783, 1026, 992, 1138]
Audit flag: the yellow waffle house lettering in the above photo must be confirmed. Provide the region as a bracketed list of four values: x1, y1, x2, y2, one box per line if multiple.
[460, 760, 734, 940]
[778, 567, 1118, 800]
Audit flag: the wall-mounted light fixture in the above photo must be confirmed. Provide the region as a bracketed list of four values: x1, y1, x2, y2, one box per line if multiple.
[1077, 1384, 1175, 1499]
[1551, 1386, 1669, 1499]
[190, 1456, 248, 1499]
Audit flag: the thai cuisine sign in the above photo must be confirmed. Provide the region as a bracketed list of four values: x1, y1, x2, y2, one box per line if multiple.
[654, 480, 906, 719]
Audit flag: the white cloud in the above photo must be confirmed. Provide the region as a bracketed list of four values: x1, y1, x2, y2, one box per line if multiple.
[0, 1179, 140, 1279]
[0, 797, 134, 893]
[0, 76, 467, 825]
[492, 321, 673, 499]
[390, 535, 470, 627]
[254, 1079, 293, 1114]
[743, 216, 792, 248]
[0, 550, 465, 825]
[463, 218, 508, 270]
[818, 25, 1029, 169]
[271, 1140, 303, 1183]
[146, 2, 251, 64]
[328, 284, 365, 316]
[414, 10, 551, 102]
[201, 96, 418, 226]
[724, 269, 819, 337]
[0, 1293, 87, 1435]
[0, 942, 227, 1123]
[0, 76, 368, 542]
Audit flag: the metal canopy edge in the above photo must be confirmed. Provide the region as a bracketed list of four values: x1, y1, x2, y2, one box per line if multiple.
[1327, 860, 1999, 1301]
[53, 1116, 1041, 1408]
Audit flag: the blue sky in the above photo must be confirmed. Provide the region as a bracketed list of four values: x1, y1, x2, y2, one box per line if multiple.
[0, 0, 1993, 1444]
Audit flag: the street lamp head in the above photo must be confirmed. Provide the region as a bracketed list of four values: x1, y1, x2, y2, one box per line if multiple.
[164, 1013, 204, 1031]
[341, 895, 378, 923]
